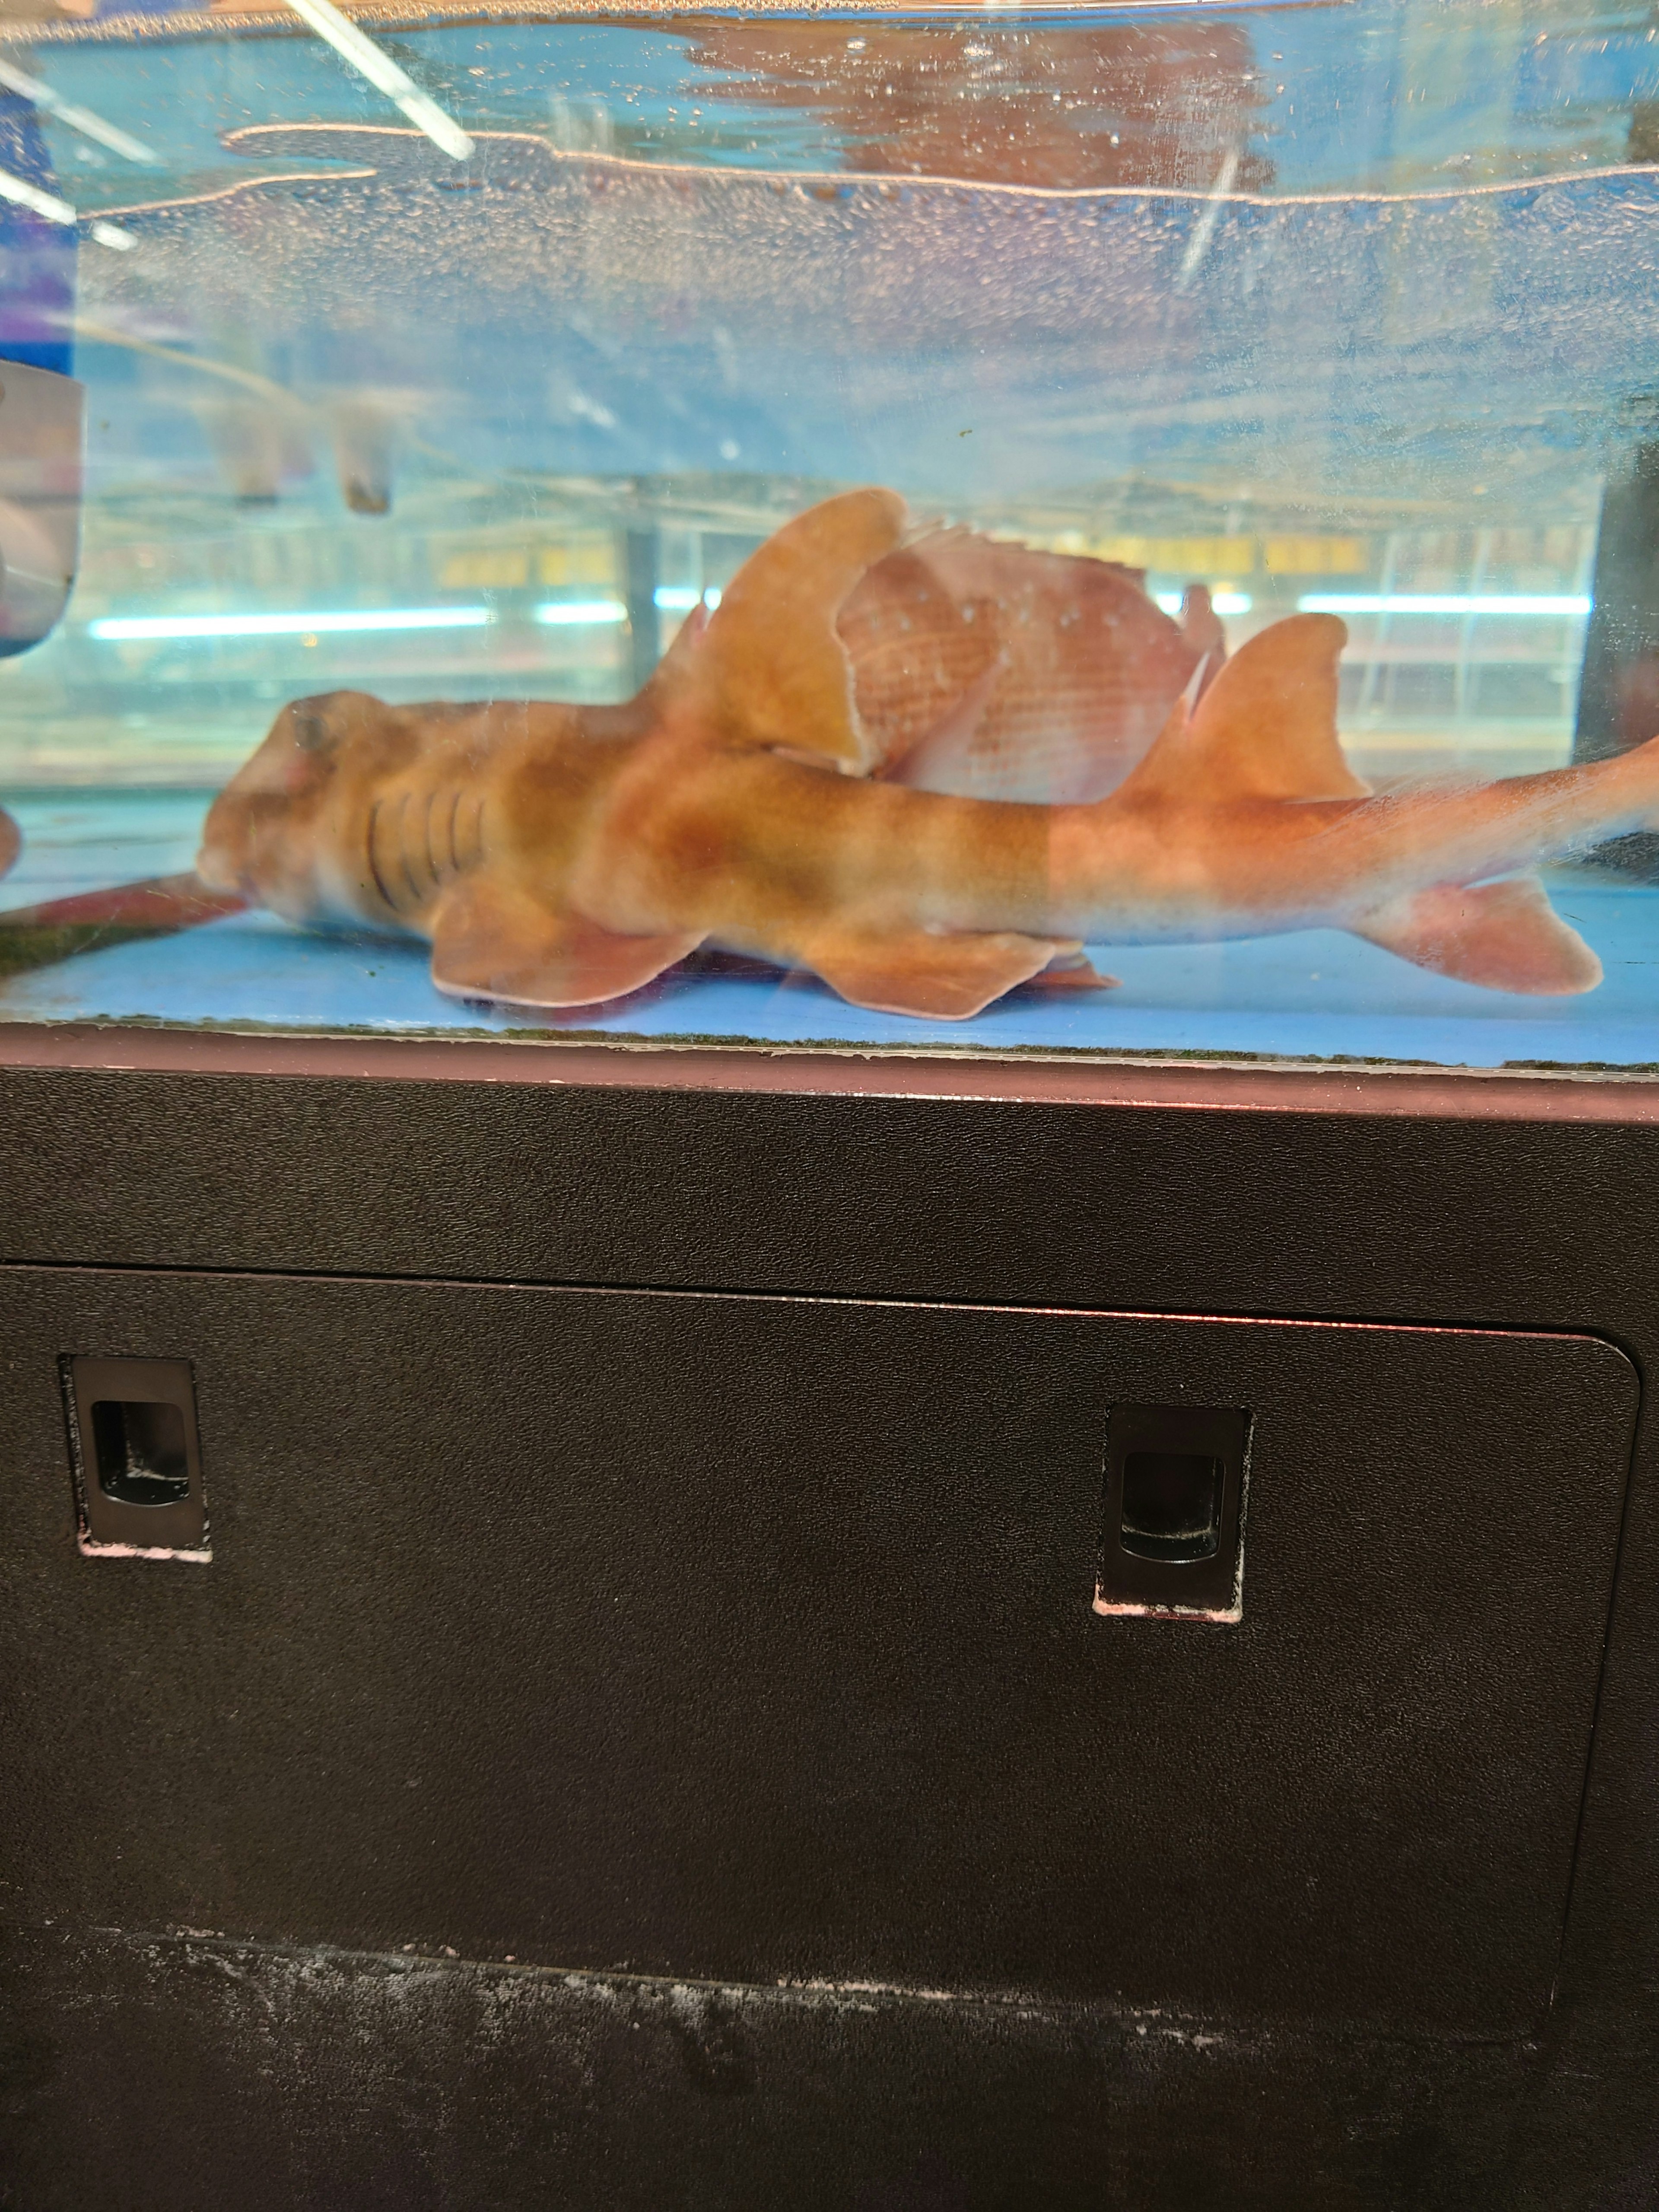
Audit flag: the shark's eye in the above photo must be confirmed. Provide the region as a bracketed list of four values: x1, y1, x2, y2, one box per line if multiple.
[289, 700, 337, 756]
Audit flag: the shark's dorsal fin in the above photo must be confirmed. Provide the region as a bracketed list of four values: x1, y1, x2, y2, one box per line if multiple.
[686, 487, 908, 772]
[1119, 612, 1369, 804]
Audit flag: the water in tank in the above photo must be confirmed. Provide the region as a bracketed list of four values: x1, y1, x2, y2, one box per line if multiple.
[3, 0, 1659, 1071]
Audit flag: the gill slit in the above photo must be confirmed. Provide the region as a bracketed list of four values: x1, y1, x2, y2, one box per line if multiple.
[397, 790, 423, 909]
[423, 786, 441, 890]
[365, 798, 397, 915]
[444, 785, 464, 878]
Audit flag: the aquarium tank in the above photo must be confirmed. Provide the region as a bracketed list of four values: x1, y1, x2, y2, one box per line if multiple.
[2, 0, 1658, 1071]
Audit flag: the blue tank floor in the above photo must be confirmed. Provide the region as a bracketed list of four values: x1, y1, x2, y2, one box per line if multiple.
[4, 788, 1658, 1070]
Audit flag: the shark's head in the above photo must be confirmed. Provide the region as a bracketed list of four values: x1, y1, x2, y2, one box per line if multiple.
[198, 690, 415, 924]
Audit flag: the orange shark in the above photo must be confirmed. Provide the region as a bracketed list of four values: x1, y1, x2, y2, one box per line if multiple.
[198, 487, 1654, 1018]
[0, 806, 17, 883]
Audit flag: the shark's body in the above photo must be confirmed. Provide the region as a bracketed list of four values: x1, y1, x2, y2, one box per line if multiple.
[200, 488, 1659, 1018]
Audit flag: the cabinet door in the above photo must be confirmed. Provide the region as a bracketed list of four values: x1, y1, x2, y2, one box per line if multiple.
[0, 1268, 1634, 2030]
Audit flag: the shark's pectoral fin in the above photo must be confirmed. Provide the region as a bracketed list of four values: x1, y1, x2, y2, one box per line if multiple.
[429, 880, 704, 1007]
[1351, 875, 1602, 996]
[806, 928, 1098, 1019]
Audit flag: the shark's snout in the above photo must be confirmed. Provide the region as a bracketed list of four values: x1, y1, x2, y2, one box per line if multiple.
[197, 691, 372, 916]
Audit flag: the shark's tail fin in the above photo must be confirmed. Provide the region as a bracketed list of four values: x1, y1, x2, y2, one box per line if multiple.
[667, 488, 908, 772]
[0, 805, 17, 882]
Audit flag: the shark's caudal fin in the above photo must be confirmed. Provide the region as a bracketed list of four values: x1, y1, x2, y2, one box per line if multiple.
[0, 806, 18, 881]
[1351, 876, 1602, 996]
[683, 488, 909, 772]
[1119, 612, 1370, 804]
[429, 879, 704, 1007]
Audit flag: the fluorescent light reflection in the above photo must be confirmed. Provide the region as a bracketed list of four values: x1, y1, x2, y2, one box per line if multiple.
[0, 166, 76, 224]
[534, 599, 628, 626]
[1299, 593, 1591, 617]
[0, 166, 137, 248]
[1154, 589, 1252, 617]
[91, 607, 491, 640]
[0, 57, 160, 165]
[285, 0, 473, 161]
[653, 585, 723, 612]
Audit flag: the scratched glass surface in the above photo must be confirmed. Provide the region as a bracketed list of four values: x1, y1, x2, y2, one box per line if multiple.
[3, 0, 1659, 1066]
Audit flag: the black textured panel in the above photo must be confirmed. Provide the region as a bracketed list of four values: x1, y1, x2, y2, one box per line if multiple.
[7, 1062, 1659, 1332]
[0, 1925, 1541, 2212]
[0, 1267, 1632, 2031]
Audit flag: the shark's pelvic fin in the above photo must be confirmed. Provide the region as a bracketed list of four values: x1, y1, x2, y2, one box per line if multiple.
[429, 880, 704, 1007]
[691, 487, 908, 773]
[1025, 947, 1122, 992]
[1351, 874, 1602, 996]
[1121, 611, 1370, 805]
[805, 925, 1086, 1019]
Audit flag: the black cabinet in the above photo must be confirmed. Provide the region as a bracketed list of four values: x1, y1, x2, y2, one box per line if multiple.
[0, 1271, 1632, 2033]
[4, 1043, 1659, 2208]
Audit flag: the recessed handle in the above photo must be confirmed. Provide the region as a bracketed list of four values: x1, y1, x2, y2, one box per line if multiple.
[1119, 1449, 1223, 1562]
[90, 1398, 192, 1507]
[62, 1355, 209, 1560]
[1097, 1404, 1248, 1622]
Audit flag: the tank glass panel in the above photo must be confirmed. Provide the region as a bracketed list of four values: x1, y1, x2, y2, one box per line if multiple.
[3, 0, 1659, 1072]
